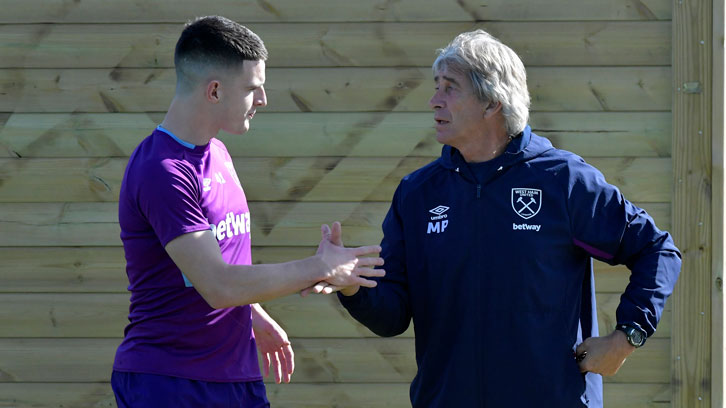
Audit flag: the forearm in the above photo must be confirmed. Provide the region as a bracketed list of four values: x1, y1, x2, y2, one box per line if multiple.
[339, 284, 411, 337]
[617, 231, 681, 335]
[212, 256, 327, 308]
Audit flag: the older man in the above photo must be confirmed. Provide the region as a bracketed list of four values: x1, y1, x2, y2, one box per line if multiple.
[337, 30, 681, 407]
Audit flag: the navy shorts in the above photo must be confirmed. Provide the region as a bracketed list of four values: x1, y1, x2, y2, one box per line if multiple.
[111, 371, 270, 408]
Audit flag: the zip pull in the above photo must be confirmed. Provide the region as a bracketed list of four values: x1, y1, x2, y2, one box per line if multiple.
[477, 184, 481, 198]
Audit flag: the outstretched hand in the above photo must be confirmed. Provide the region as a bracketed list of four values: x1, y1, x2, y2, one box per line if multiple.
[301, 222, 383, 297]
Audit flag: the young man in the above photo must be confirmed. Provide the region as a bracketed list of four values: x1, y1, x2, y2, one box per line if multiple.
[336, 30, 682, 407]
[112, 16, 384, 408]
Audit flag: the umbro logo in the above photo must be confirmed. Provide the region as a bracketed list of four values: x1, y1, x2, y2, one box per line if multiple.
[427, 205, 450, 234]
[429, 205, 449, 216]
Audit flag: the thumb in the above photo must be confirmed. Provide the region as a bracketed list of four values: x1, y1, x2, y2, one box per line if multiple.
[320, 224, 331, 241]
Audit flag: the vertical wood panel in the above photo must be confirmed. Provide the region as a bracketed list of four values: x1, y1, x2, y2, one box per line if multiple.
[672, 0, 714, 406]
[711, 1, 725, 407]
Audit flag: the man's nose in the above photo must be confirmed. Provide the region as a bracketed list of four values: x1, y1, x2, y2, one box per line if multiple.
[255, 87, 267, 107]
[429, 90, 443, 110]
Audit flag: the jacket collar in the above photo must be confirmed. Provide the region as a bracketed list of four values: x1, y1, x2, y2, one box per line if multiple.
[439, 125, 552, 170]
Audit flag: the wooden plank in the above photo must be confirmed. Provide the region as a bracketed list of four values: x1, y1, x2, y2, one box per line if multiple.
[711, 0, 726, 406]
[0, 247, 128, 293]
[0, 337, 670, 383]
[0, 22, 670, 68]
[0, 112, 672, 159]
[0, 157, 672, 203]
[0, 382, 671, 408]
[0, 67, 672, 113]
[0, 292, 668, 339]
[0, 294, 129, 338]
[0, 202, 671, 247]
[0, 202, 386, 247]
[0, 0, 672, 23]
[0, 237, 675, 294]
[672, 0, 714, 405]
[0, 383, 117, 408]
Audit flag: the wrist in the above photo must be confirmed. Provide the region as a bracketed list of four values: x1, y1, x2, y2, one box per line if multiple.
[610, 330, 636, 356]
[615, 323, 647, 348]
[307, 255, 332, 283]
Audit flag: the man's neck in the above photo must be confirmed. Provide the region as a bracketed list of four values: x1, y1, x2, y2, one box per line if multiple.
[458, 130, 512, 163]
[160, 96, 218, 146]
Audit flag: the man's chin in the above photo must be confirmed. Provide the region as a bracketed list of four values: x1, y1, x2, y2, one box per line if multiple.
[435, 133, 451, 145]
[224, 122, 250, 136]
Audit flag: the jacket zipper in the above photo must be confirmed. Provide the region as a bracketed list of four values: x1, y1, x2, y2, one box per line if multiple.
[477, 184, 481, 198]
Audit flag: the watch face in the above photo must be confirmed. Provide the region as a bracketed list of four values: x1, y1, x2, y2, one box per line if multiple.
[628, 327, 645, 346]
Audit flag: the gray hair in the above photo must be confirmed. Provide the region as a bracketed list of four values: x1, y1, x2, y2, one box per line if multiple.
[433, 29, 530, 136]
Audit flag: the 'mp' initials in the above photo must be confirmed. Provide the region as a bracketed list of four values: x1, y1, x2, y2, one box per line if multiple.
[427, 220, 448, 234]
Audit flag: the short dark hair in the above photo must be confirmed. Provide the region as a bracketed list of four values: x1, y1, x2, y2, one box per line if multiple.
[174, 16, 268, 92]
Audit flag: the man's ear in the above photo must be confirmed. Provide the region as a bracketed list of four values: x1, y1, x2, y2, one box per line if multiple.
[484, 101, 502, 117]
[206, 80, 221, 103]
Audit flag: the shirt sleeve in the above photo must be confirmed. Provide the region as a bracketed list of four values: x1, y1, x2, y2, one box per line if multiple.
[338, 183, 412, 337]
[137, 158, 211, 247]
[564, 156, 682, 337]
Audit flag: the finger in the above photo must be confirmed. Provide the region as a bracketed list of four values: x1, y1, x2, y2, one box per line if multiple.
[356, 277, 379, 288]
[272, 351, 282, 384]
[356, 256, 385, 267]
[321, 285, 343, 294]
[351, 245, 382, 256]
[283, 343, 295, 382]
[355, 267, 386, 278]
[330, 221, 343, 246]
[575, 342, 587, 357]
[262, 352, 271, 378]
[300, 282, 330, 297]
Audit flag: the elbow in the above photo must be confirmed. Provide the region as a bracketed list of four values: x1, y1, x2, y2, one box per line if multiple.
[196, 281, 237, 309]
[200, 287, 231, 310]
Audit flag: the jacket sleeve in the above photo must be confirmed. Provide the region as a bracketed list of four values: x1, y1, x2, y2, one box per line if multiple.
[564, 157, 682, 338]
[337, 184, 412, 337]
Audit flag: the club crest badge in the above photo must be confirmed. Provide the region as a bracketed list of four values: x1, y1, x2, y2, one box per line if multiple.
[511, 188, 542, 219]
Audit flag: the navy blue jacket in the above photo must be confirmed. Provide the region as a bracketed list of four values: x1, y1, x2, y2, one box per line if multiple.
[339, 126, 681, 407]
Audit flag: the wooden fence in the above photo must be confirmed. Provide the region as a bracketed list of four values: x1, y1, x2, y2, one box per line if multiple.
[0, 0, 714, 407]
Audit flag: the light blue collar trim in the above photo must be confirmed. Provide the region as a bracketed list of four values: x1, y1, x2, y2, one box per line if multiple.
[156, 125, 196, 149]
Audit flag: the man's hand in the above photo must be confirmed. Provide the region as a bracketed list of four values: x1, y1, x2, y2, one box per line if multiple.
[576, 330, 636, 376]
[301, 222, 383, 296]
[251, 304, 294, 384]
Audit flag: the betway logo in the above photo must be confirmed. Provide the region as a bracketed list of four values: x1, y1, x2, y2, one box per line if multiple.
[210, 211, 251, 241]
[512, 223, 541, 232]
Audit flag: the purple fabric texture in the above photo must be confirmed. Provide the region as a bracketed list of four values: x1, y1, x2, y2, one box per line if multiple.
[114, 129, 259, 382]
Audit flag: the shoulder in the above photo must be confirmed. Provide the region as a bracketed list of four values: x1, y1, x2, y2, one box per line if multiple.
[528, 144, 594, 179]
[126, 133, 199, 189]
[397, 158, 447, 200]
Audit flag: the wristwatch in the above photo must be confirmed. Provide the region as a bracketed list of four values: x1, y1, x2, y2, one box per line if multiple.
[616, 324, 647, 348]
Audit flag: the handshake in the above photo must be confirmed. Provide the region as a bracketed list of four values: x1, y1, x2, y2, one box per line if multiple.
[301, 221, 385, 298]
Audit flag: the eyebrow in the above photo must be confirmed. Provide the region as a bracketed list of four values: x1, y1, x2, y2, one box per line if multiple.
[434, 75, 461, 86]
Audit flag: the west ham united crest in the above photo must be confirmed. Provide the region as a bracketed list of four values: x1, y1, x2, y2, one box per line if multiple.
[511, 188, 542, 219]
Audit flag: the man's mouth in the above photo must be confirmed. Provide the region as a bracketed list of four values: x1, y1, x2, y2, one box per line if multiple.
[435, 118, 449, 125]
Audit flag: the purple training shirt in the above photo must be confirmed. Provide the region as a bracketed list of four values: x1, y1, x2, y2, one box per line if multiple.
[114, 127, 260, 382]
